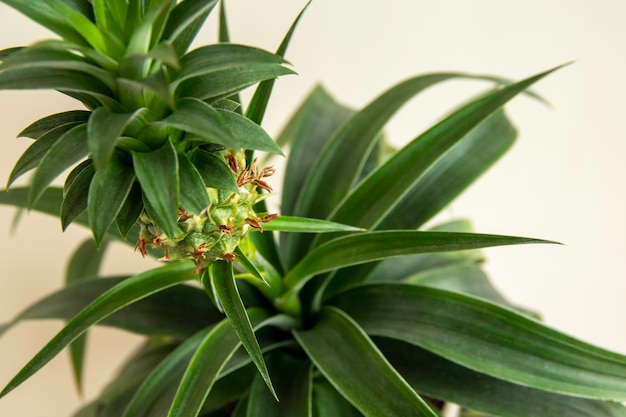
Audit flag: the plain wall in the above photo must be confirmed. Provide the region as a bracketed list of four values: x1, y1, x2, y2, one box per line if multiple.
[1, 1, 625, 415]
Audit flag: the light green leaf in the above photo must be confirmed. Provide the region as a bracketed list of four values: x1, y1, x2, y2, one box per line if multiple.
[378, 109, 517, 230]
[88, 154, 136, 245]
[177, 152, 211, 214]
[376, 338, 626, 417]
[330, 284, 626, 401]
[246, 353, 312, 417]
[18, 110, 90, 139]
[283, 230, 554, 293]
[208, 261, 276, 399]
[259, 216, 365, 233]
[0, 262, 197, 400]
[88, 107, 149, 171]
[132, 139, 180, 239]
[217, 109, 283, 154]
[294, 307, 438, 417]
[188, 148, 238, 192]
[159, 98, 237, 148]
[325, 65, 565, 232]
[8, 122, 83, 188]
[29, 124, 89, 208]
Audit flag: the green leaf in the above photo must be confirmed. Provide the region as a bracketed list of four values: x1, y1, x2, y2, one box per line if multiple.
[61, 159, 95, 231]
[245, 0, 311, 125]
[325, 65, 565, 232]
[376, 338, 626, 417]
[132, 139, 180, 239]
[0, 262, 197, 400]
[88, 153, 136, 245]
[163, 0, 218, 56]
[177, 152, 211, 214]
[65, 238, 109, 395]
[208, 261, 276, 399]
[312, 380, 361, 417]
[217, 109, 283, 154]
[173, 44, 294, 102]
[188, 148, 238, 192]
[246, 352, 312, 417]
[234, 247, 269, 286]
[330, 284, 626, 401]
[378, 109, 517, 230]
[160, 98, 237, 148]
[28, 124, 89, 207]
[88, 108, 148, 171]
[259, 216, 365, 233]
[8, 122, 83, 188]
[18, 110, 90, 139]
[294, 307, 438, 417]
[283, 230, 554, 293]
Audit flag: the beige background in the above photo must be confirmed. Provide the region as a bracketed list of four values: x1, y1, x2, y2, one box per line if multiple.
[2, 0, 626, 415]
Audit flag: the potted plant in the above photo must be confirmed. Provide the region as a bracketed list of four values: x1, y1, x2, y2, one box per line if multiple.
[1, 1, 625, 416]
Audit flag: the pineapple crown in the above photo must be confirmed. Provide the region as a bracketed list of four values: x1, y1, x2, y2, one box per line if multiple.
[0, 0, 291, 251]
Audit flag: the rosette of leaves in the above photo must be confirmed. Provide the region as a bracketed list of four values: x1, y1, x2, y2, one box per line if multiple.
[3, 2, 626, 417]
[0, 0, 291, 262]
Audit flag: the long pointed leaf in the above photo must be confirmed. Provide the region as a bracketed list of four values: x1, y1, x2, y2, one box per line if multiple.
[217, 109, 283, 154]
[330, 283, 626, 401]
[208, 261, 276, 399]
[61, 160, 95, 230]
[163, 0, 219, 56]
[294, 307, 438, 417]
[0, 262, 197, 399]
[18, 110, 90, 139]
[259, 216, 365, 233]
[376, 338, 626, 417]
[283, 230, 554, 293]
[177, 152, 211, 214]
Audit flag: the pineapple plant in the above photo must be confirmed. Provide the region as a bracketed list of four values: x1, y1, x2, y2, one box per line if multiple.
[1, 1, 626, 416]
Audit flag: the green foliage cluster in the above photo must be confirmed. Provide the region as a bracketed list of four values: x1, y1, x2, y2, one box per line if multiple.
[1, 1, 626, 416]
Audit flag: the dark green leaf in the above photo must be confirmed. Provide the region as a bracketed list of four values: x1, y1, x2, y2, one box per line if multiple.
[88, 154, 136, 245]
[188, 148, 238, 192]
[0, 262, 197, 400]
[376, 338, 626, 417]
[209, 261, 276, 399]
[234, 247, 269, 286]
[294, 307, 437, 417]
[246, 352, 312, 417]
[283, 230, 554, 294]
[330, 284, 626, 401]
[378, 109, 517, 230]
[160, 98, 237, 148]
[115, 181, 144, 238]
[132, 139, 180, 238]
[326, 65, 565, 232]
[18, 110, 90, 139]
[163, 0, 219, 55]
[8, 122, 83, 188]
[29, 124, 89, 207]
[177, 152, 211, 214]
[217, 109, 283, 154]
